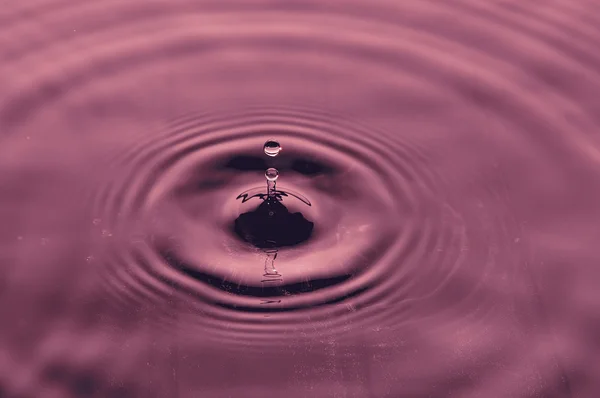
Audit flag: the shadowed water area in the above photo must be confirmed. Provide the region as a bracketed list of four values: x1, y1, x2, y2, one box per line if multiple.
[2, 0, 600, 397]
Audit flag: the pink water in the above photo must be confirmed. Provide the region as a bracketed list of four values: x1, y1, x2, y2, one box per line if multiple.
[2, 1, 600, 397]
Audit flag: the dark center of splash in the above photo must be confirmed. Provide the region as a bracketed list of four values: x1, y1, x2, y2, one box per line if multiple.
[233, 197, 314, 248]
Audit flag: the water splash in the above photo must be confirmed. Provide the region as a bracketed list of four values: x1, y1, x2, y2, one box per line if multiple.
[233, 138, 314, 248]
[265, 167, 279, 199]
[235, 187, 312, 206]
[235, 141, 312, 206]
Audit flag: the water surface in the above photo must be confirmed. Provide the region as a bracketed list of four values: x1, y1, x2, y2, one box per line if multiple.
[1, 1, 600, 397]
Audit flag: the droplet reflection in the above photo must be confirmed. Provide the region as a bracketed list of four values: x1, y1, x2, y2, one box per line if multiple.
[263, 140, 282, 157]
[265, 167, 279, 181]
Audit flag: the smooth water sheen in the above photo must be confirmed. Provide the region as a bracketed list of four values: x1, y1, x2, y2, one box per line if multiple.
[2, 1, 600, 397]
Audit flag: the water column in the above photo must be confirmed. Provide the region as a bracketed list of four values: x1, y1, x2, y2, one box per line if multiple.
[261, 139, 283, 292]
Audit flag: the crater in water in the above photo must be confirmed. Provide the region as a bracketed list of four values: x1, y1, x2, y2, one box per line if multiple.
[233, 197, 314, 248]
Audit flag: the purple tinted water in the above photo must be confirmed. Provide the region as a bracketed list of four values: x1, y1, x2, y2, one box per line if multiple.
[1, 1, 600, 397]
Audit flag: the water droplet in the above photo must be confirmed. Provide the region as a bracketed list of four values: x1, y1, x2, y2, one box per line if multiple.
[265, 168, 279, 181]
[263, 140, 281, 157]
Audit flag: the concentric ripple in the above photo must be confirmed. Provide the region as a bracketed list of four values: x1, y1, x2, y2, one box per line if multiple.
[85, 105, 523, 351]
[91, 109, 434, 314]
[2, 0, 600, 396]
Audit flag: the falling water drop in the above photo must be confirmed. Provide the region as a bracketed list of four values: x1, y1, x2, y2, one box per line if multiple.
[265, 168, 279, 181]
[263, 140, 282, 157]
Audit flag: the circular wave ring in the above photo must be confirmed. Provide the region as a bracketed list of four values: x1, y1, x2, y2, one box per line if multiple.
[84, 106, 522, 347]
